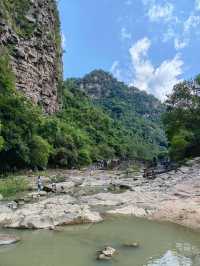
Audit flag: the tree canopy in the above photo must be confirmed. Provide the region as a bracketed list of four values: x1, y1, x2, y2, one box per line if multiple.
[163, 77, 200, 161]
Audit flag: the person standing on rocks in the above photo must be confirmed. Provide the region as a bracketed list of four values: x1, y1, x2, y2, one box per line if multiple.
[37, 176, 43, 192]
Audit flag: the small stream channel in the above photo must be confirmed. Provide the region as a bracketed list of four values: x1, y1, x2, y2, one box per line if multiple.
[0, 216, 200, 266]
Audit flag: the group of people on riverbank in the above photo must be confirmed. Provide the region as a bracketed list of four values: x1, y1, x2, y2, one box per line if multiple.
[37, 176, 65, 194]
[37, 176, 57, 193]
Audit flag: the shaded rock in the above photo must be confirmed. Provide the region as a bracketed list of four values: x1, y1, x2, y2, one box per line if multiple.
[43, 185, 54, 193]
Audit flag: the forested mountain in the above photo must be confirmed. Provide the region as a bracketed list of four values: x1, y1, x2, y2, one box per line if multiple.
[76, 70, 163, 122]
[74, 70, 167, 157]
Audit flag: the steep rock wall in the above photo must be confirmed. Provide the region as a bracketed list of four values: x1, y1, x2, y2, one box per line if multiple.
[0, 0, 62, 113]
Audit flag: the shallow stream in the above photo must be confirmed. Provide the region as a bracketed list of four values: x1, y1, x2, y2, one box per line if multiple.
[0, 216, 200, 266]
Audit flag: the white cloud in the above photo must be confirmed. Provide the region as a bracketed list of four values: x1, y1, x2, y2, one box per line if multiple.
[143, 0, 200, 52]
[110, 61, 122, 81]
[120, 27, 132, 41]
[162, 27, 176, 42]
[170, 15, 200, 51]
[130, 37, 151, 61]
[62, 32, 66, 49]
[147, 2, 174, 22]
[195, 0, 200, 10]
[184, 15, 200, 32]
[129, 37, 184, 100]
[174, 38, 188, 50]
[161, 14, 200, 50]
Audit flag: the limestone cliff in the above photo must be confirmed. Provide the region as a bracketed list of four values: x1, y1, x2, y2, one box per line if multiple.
[0, 0, 62, 113]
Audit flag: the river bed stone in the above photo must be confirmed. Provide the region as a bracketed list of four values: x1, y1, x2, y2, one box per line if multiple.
[0, 158, 200, 230]
[0, 195, 102, 229]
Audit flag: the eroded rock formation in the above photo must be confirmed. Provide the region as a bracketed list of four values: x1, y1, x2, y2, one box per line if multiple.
[0, 0, 62, 113]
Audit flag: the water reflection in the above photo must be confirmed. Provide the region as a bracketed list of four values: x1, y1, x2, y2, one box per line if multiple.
[1, 217, 200, 266]
[146, 250, 192, 266]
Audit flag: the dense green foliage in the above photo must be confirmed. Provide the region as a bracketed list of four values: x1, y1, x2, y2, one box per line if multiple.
[0, 0, 60, 40]
[0, 55, 166, 172]
[163, 77, 200, 161]
[0, 0, 62, 102]
[0, 0, 35, 37]
[0, 53, 45, 170]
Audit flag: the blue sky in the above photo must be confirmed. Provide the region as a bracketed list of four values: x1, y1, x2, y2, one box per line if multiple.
[58, 0, 200, 100]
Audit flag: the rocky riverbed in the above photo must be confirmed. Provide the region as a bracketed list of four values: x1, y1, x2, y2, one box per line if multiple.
[0, 158, 200, 231]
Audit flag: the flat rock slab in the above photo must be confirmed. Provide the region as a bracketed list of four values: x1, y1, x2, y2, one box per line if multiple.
[0, 195, 103, 229]
[0, 235, 20, 245]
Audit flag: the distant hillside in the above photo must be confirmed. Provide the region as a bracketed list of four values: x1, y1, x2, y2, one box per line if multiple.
[73, 70, 167, 158]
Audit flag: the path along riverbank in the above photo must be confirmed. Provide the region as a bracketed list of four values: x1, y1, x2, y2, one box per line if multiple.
[0, 158, 200, 231]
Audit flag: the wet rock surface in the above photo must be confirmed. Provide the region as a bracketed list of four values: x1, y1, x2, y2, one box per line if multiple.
[0, 158, 200, 230]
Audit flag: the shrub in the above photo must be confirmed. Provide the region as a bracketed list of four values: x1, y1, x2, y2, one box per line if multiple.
[0, 51, 15, 93]
[163, 79, 200, 161]
[170, 130, 193, 161]
[0, 176, 28, 197]
[78, 148, 92, 167]
[29, 135, 51, 169]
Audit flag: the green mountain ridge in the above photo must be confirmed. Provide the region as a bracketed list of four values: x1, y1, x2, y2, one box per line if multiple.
[73, 69, 167, 156]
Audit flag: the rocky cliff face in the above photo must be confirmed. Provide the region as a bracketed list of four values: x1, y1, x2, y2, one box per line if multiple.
[0, 0, 62, 113]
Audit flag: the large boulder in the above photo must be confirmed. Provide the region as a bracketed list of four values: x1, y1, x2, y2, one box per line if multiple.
[97, 246, 117, 260]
